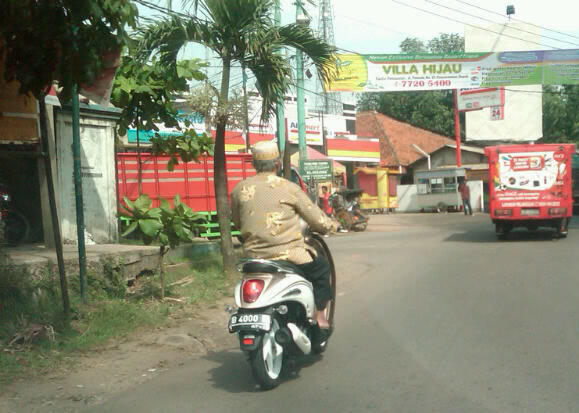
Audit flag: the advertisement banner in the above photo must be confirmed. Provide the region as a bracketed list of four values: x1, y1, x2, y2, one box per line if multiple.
[287, 118, 323, 146]
[457, 87, 503, 111]
[326, 49, 579, 92]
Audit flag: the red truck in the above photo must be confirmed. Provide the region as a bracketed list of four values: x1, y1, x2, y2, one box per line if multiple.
[117, 152, 308, 238]
[485, 143, 576, 239]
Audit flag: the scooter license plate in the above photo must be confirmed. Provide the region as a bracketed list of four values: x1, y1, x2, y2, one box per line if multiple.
[228, 313, 271, 332]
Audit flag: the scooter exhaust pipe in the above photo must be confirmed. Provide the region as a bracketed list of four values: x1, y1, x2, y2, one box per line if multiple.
[286, 323, 311, 354]
[274, 328, 293, 347]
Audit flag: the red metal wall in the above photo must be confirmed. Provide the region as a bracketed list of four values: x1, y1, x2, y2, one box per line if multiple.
[117, 153, 256, 212]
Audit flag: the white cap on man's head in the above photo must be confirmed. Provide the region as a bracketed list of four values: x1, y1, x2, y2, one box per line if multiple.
[252, 140, 280, 161]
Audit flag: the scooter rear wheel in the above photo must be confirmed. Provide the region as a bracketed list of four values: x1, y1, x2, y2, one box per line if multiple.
[250, 318, 284, 390]
[308, 234, 337, 354]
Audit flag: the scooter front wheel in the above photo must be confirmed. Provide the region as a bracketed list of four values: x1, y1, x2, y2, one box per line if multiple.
[249, 318, 284, 390]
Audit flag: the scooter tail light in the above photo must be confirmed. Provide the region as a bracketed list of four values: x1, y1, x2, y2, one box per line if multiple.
[242, 279, 265, 303]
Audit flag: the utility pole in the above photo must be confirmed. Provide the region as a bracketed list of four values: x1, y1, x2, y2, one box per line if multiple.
[275, 1, 286, 158]
[242, 63, 250, 152]
[316, 0, 341, 115]
[296, 0, 308, 173]
[453, 89, 462, 167]
[71, 85, 88, 303]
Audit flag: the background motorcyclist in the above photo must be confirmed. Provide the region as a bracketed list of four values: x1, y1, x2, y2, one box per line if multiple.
[231, 141, 338, 329]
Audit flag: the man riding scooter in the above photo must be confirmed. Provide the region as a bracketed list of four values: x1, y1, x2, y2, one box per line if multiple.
[231, 141, 339, 331]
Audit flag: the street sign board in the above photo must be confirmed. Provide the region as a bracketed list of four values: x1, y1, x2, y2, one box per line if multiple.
[490, 105, 504, 121]
[300, 160, 333, 181]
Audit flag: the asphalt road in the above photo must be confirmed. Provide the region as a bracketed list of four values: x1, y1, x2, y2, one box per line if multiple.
[84, 214, 579, 413]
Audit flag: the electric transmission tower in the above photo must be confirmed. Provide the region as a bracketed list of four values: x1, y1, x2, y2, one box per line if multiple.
[314, 0, 342, 115]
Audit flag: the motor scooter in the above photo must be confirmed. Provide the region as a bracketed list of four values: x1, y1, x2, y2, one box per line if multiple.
[0, 180, 29, 246]
[228, 229, 336, 390]
[330, 189, 369, 232]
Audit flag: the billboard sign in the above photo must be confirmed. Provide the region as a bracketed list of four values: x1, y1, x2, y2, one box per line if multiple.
[326, 49, 579, 92]
[287, 118, 323, 146]
[457, 87, 504, 111]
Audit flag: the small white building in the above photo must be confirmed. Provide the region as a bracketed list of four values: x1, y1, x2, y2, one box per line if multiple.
[397, 144, 488, 213]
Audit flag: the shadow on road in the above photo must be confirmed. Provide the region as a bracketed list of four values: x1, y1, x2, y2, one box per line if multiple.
[445, 229, 562, 243]
[203, 349, 324, 393]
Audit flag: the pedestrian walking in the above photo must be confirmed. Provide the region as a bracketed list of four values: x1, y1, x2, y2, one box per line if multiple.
[320, 186, 333, 217]
[458, 178, 473, 216]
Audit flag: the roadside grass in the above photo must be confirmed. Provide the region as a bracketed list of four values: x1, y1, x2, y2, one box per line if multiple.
[0, 250, 236, 385]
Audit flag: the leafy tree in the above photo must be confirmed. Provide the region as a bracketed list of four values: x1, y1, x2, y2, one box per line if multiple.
[0, 0, 138, 101]
[399, 37, 426, 54]
[112, 54, 207, 139]
[1, 0, 138, 315]
[137, 0, 336, 274]
[150, 130, 215, 171]
[427, 33, 465, 54]
[542, 85, 579, 144]
[111, 51, 209, 192]
[187, 83, 247, 132]
[120, 194, 207, 299]
[358, 33, 465, 137]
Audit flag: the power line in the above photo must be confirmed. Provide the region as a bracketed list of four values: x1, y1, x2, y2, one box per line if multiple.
[425, 0, 579, 47]
[292, 82, 346, 108]
[391, 0, 562, 50]
[453, 0, 579, 41]
[333, 13, 415, 42]
[134, 0, 208, 23]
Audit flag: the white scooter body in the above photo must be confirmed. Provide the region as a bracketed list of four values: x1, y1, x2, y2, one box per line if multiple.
[234, 266, 316, 320]
[228, 226, 334, 390]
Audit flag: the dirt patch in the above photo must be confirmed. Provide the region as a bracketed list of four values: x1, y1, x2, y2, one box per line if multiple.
[0, 296, 238, 413]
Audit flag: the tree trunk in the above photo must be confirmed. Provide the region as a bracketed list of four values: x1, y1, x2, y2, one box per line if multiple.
[159, 245, 166, 299]
[136, 107, 143, 195]
[214, 54, 236, 275]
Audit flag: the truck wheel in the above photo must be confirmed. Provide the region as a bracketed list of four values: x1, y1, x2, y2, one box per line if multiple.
[556, 219, 568, 239]
[496, 223, 511, 240]
[436, 202, 447, 213]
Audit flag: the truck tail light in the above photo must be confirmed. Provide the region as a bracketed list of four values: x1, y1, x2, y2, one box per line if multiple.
[494, 209, 512, 216]
[548, 208, 567, 215]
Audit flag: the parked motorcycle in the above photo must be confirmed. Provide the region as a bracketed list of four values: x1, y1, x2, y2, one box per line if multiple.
[0, 181, 29, 246]
[330, 189, 369, 232]
[228, 231, 336, 390]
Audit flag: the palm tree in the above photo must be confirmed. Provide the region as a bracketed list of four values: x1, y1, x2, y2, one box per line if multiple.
[137, 0, 336, 274]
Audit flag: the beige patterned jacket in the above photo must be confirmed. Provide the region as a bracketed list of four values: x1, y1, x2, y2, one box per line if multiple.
[231, 172, 338, 264]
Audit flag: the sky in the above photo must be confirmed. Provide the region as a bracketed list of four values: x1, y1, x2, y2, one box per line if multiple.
[137, 0, 579, 107]
[325, 0, 579, 54]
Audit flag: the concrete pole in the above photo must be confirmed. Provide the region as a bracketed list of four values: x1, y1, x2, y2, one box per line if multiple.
[296, 1, 307, 173]
[453, 89, 462, 167]
[274, 1, 286, 155]
[72, 85, 88, 303]
[242, 64, 250, 152]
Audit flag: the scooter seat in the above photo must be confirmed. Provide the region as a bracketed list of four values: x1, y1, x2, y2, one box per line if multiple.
[239, 259, 304, 276]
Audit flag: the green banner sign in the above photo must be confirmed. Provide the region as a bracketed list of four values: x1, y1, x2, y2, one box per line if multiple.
[326, 49, 579, 92]
[300, 160, 333, 181]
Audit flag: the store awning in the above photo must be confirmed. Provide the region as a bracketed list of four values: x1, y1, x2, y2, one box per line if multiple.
[326, 136, 380, 163]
